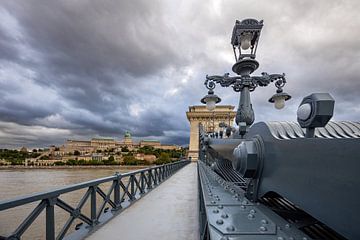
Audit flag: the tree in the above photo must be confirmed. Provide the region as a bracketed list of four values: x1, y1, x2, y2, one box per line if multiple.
[122, 155, 138, 165]
[121, 146, 129, 152]
[155, 152, 171, 165]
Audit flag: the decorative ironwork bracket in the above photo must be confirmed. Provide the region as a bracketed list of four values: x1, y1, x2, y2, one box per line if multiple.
[205, 72, 287, 92]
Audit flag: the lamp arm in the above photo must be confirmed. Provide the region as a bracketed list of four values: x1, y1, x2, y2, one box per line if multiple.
[251, 72, 286, 90]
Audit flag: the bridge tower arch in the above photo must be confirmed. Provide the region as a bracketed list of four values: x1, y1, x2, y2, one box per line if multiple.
[186, 105, 236, 161]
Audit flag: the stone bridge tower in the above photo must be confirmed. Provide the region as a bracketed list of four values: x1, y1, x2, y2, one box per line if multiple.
[186, 105, 236, 160]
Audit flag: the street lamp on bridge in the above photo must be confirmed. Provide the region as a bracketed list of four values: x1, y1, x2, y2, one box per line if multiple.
[201, 18, 291, 137]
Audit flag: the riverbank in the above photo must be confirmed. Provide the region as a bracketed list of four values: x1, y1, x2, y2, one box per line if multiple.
[0, 165, 153, 170]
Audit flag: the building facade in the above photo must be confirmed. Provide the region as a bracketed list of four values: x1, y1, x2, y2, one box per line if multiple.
[186, 105, 236, 161]
[63, 133, 180, 155]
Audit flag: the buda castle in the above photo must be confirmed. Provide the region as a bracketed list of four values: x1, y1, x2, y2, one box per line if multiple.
[62, 132, 180, 155]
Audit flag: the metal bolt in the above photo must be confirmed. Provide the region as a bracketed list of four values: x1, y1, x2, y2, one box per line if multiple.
[216, 219, 224, 225]
[285, 223, 291, 228]
[242, 200, 248, 204]
[250, 209, 256, 214]
[221, 213, 228, 218]
[240, 205, 246, 209]
[218, 205, 224, 209]
[226, 225, 235, 231]
[211, 201, 216, 204]
[261, 219, 268, 224]
[248, 213, 255, 219]
[213, 209, 219, 213]
[259, 226, 267, 232]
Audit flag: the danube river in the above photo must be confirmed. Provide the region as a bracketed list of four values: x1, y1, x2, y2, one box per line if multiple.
[0, 166, 144, 239]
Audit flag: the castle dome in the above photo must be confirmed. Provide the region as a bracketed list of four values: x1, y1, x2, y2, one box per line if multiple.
[124, 131, 131, 138]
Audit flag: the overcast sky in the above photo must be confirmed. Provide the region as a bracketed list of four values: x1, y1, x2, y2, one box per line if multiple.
[0, 0, 359, 148]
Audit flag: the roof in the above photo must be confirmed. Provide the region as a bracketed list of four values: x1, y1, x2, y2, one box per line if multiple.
[141, 140, 160, 142]
[92, 137, 115, 141]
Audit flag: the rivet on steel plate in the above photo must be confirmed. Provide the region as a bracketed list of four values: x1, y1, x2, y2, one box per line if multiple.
[226, 225, 235, 231]
[248, 213, 255, 219]
[250, 209, 256, 214]
[240, 205, 246, 209]
[221, 213, 228, 218]
[259, 226, 267, 232]
[285, 223, 291, 228]
[261, 219, 268, 224]
[211, 201, 216, 204]
[213, 209, 219, 213]
[216, 219, 224, 225]
[218, 205, 223, 209]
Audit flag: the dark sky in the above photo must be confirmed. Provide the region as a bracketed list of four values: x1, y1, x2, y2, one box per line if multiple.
[0, 0, 359, 148]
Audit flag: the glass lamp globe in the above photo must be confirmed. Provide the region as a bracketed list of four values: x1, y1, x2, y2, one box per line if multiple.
[274, 96, 286, 109]
[206, 100, 216, 111]
[240, 33, 253, 50]
[201, 90, 221, 111]
[269, 91, 291, 110]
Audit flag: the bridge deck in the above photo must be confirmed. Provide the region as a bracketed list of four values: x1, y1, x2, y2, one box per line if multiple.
[86, 162, 199, 240]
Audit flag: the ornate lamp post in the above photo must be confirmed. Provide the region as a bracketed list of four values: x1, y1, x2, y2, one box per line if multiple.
[202, 19, 291, 137]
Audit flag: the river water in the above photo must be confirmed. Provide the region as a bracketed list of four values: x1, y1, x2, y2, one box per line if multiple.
[0, 167, 144, 239]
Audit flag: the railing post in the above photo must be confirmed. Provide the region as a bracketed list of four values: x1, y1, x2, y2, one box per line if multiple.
[46, 198, 56, 240]
[147, 169, 152, 190]
[130, 175, 135, 201]
[160, 166, 163, 182]
[154, 168, 158, 185]
[114, 173, 121, 209]
[140, 172, 145, 194]
[90, 186, 97, 225]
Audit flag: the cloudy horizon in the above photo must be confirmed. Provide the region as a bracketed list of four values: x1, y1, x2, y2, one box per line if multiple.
[0, 0, 360, 149]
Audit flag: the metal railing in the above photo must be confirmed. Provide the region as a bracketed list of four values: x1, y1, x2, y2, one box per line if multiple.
[0, 160, 190, 240]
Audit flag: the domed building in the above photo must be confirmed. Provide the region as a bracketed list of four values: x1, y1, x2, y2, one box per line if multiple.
[123, 131, 133, 146]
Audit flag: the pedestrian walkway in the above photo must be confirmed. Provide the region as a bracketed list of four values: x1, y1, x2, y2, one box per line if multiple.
[86, 163, 199, 240]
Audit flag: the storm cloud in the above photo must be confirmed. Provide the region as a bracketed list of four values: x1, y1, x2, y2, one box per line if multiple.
[0, 0, 359, 148]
